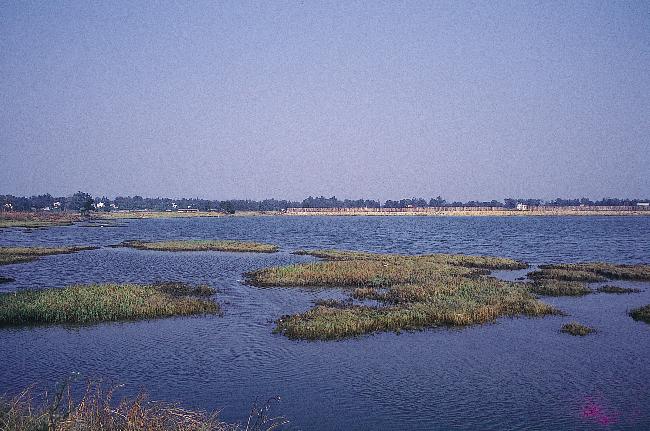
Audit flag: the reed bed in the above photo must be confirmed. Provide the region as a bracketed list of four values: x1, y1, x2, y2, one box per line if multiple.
[629, 304, 650, 324]
[251, 249, 562, 339]
[596, 285, 641, 294]
[538, 262, 650, 281]
[0, 380, 287, 431]
[276, 278, 558, 340]
[526, 269, 607, 282]
[0, 283, 219, 327]
[0, 212, 80, 229]
[247, 260, 484, 288]
[528, 280, 592, 296]
[293, 249, 528, 269]
[560, 322, 596, 336]
[0, 246, 98, 266]
[118, 240, 279, 253]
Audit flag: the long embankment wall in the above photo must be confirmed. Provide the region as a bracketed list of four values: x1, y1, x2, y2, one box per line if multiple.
[285, 206, 650, 216]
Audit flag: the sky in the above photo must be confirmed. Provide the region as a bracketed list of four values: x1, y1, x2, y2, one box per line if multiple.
[1, 1, 648, 201]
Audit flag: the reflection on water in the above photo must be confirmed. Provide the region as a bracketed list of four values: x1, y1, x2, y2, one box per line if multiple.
[0, 216, 649, 430]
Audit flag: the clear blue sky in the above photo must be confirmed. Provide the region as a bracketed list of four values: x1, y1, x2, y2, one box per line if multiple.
[1, 1, 648, 200]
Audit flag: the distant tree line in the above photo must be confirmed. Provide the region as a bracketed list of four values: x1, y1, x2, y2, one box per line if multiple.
[1, 192, 648, 212]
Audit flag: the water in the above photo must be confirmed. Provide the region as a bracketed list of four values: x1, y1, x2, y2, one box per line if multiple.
[1, 216, 649, 430]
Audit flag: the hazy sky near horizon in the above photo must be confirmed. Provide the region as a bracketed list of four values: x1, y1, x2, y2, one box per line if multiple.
[1, 1, 648, 201]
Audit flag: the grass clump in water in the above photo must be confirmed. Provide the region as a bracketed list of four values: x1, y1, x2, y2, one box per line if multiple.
[118, 239, 279, 253]
[560, 321, 596, 336]
[253, 249, 559, 340]
[0, 282, 219, 327]
[596, 285, 641, 294]
[527, 269, 607, 282]
[0, 246, 98, 266]
[293, 249, 528, 269]
[629, 304, 650, 324]
[276, 277, 559, 340]
[247, 259, 485, 288]
[537, 262, 650, 281]
[0, 276, 16, 284]
[528, 280, 592, 296]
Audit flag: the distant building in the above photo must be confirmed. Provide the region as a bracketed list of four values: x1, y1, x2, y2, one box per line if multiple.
[516, 203, 528, 211]
[178, 208, 199, 213]
[96, 202, 105, 209]
[53, 201, 61, 209]
[637, 202, 649, 207]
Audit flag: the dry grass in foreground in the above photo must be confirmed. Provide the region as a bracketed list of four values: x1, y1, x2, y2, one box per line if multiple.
[0, 282, 219, 327]
[560, 322, 596, 336]
[0, 380, 287, 431]
[0, 246, 98, 266]
[629, 304, 650, 324]
[535, 262, 650, 281]
[117, 240, 279, 253]
[248, 249, 559, 340]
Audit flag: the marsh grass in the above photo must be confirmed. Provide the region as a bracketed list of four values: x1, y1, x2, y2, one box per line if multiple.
[276, 278, 559, 340]
[0, 283, 219, 327]
[0, 246, 98, 266]
[527, 269, 607, 282]
[0, 213, 80, 229]
[538, 263, 650, 281]
[596, 285, 641, 294]
[0, 380, 287, 431]
[629, 304, 650, 324]
[260, 250, 558, 340]
[247, 259, 485, 288]
[528, 280, 592, 296]
[118, 240, 279, 253]
[293, 249, 528, 269]
[560, 322, 596, 336]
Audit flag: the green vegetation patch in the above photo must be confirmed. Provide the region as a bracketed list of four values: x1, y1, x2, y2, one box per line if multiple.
[527, 269, 607, 282]
[629, 304, 650, 324]
[247, 259, 485, 288]
[596, 285, 641, 294]
[251, 249, 560, 340]
[118, 239, 279, 253]
[560, 321, 596, 336]
[0, 246, 98, 266]
[528, 280, 592, 296]
[537, 262, 650, 281]
[293, 249, 528, 269]
[0, 213, 80, 229]
[0, 282, 218, 327]
[276, 278, 558, 340]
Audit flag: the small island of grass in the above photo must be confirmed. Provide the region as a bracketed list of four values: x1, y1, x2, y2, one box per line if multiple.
[629, 304, 650, 324]
[0, 246, 98, 266]
[0, 282, 219, 327]
[533, 262, 650, 281]
[247, 250, 558, 340]
[560, 321, 596, 336]
[117, 239, 279, 253]
[596, 285, 641, 294]
[528, 280, 592, 296]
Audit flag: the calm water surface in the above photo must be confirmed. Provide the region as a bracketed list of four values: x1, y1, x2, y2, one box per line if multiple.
[1, 216, 649, 430]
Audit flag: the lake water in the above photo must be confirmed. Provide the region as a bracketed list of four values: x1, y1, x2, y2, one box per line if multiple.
[1, 216, 649, 430]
